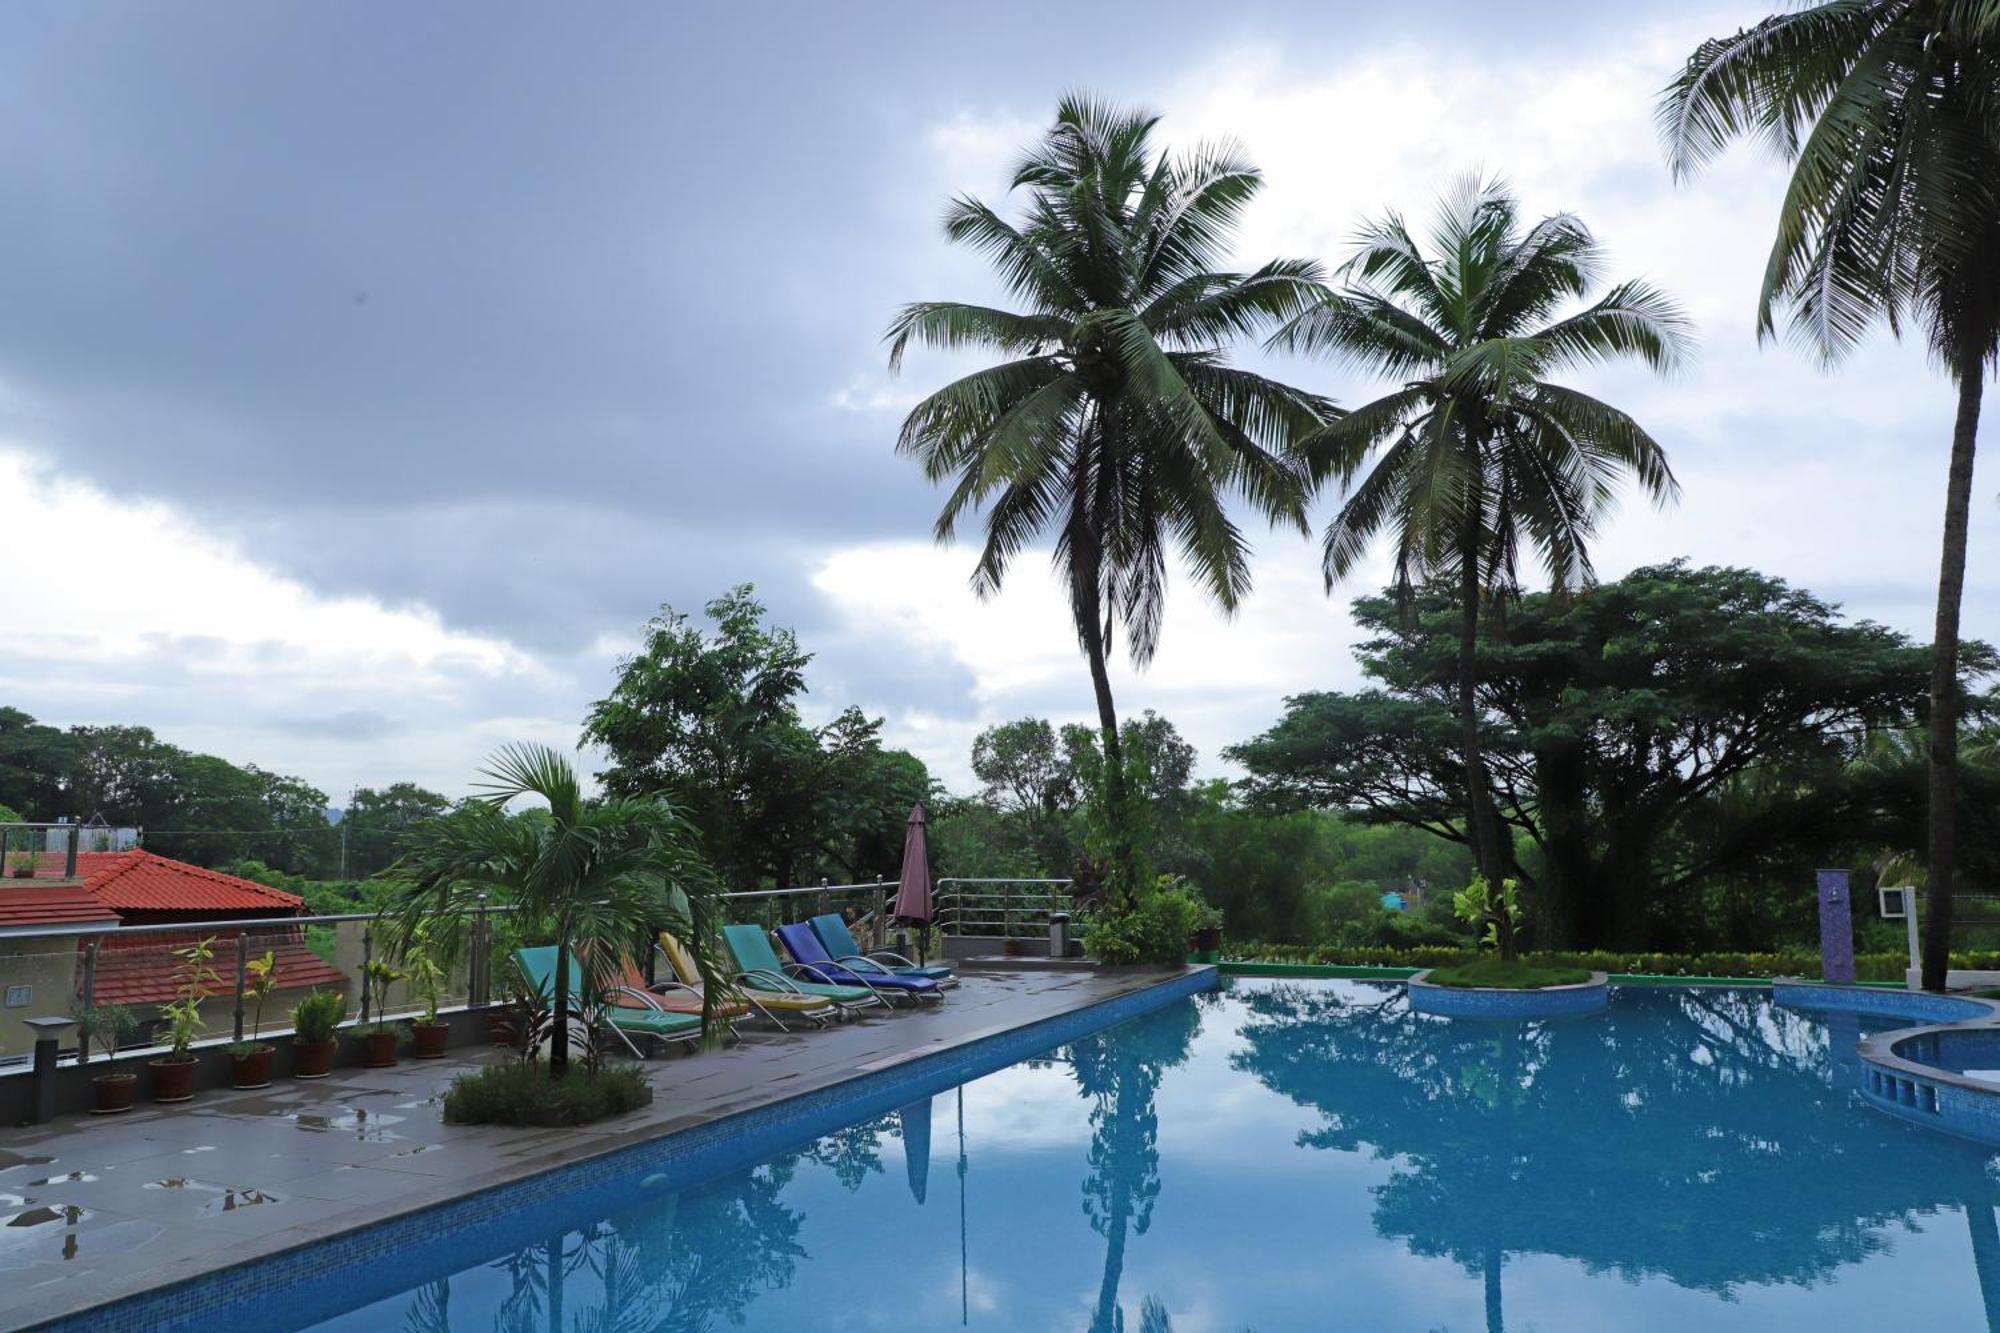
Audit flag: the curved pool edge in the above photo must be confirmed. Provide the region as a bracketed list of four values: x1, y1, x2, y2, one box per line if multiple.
[1773, 980, 2000, 1147]
[1406, 970, 1610, 1020]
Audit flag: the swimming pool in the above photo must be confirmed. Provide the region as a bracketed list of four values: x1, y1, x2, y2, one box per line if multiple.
[178, 980, 2000, 1329]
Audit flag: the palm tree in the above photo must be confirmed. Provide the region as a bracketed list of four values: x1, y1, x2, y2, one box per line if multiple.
[391, 742, 726, 1075]
[1660, 4, 2000, 992]
[1272, 179, 1691, 950]
[887, 95, 1331, 893]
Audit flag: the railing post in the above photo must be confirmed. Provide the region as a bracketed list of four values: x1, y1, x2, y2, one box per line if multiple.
[472, 893, 489, 1008]
[77, 940, 98, 1066]
[816, 878, 830, 922]
[232, 931, 249, 1042]
[360, 927, 373, 1025]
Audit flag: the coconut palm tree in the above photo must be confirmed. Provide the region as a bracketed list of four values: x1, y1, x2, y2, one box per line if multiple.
[391, 742, 726, 1076]
[1271, 179, 1691, 949]
[1660, 3, 2000, 991]
[887, 95, 1331, 892]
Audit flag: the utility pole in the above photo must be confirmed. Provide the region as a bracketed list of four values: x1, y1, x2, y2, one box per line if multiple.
[339, 787, 354, 879]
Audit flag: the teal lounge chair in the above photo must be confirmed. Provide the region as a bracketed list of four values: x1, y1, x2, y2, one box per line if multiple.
[809, 913, 956, 986]
[719, 924, 883, 1014]
[514, 946, 709, 1057]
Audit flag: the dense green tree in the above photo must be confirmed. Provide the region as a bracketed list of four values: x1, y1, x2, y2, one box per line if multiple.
[0, 708, 75, 818]
[339, 781, 450, 876]
[1231, 563, 1970, 949]
[1662, 4, 2000, 990]
[584, 587, 930, 888]
[392, 743, 725, 1075]
[1272, 179, 1692, 955]
[888, 95, 1331, 902]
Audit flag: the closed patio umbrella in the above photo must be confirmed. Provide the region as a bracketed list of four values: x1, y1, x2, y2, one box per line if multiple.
[893, 803, 934, 959]
[899, 1095, 933, 1205]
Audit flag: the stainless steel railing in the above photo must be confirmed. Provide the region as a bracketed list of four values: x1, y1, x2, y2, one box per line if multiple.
[935, 878, 1075, 939]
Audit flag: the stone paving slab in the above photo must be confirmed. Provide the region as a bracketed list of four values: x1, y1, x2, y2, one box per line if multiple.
[0, 964, 1183, 1330]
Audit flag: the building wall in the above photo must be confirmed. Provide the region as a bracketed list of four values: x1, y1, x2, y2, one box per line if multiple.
[0, 941, 80, 1061]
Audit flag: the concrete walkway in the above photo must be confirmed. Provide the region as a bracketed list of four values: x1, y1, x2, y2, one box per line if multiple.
[0, 964, 1186, 1330]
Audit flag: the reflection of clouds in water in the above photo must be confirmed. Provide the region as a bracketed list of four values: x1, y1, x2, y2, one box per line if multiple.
[961, 1060, 1094, 1151]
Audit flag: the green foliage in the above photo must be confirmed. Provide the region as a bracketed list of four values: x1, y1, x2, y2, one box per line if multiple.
[1451, 875, 1523, 958]
[391, 741, 728, 1075]
[400, 929, 447, 1025]
[75, 1004, 137, 1063]
[0, 707, 335, 872]
[291, 989, 348, 1044]
[442, 1059, 650, 1127]
[155, 935, 217, 1062]
[354, 958, 408, 1036]
[1232, 562, 1981, 951]
[1224, 943, 2000, 984]
[1082, 875, 1209, 967]
[584, 587, 931, 888]
[239, 950, 276, 1045]
[1424, 957, 1592, 989]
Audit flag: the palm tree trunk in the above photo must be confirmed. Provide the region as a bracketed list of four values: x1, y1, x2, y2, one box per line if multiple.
[1922, 356, 1984, 992]
[1071, 525, 1134, 908]
[551, 924, 571, 1076]
[1457, 542, 1514, 958]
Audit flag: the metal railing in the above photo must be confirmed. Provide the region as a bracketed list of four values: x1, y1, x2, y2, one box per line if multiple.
[0, 822, 84, 882]
[935, 878, 1075, 940]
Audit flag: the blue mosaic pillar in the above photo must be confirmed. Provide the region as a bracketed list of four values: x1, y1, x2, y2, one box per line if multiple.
[1817, 869, 1855, 984]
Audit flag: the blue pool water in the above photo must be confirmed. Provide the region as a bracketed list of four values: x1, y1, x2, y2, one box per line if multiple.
[275, 980, 2000, 1330]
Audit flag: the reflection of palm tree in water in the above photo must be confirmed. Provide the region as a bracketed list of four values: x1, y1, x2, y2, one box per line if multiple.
[1232, 983, 2000, 1331]
[1066, 1001, 1203, 1333]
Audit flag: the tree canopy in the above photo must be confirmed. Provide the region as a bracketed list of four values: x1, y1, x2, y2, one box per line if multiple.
[1231, 562, 1988, 949]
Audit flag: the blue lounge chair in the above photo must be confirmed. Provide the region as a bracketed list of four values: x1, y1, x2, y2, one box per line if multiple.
[809, 913, 955, 986]
[774, 922, 943, 1004]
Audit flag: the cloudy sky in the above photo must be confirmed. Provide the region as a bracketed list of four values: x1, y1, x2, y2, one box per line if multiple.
[2, 1, 1993, 800]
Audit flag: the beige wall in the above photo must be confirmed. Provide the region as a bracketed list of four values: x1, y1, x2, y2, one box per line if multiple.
[0, 942, 80, 1061]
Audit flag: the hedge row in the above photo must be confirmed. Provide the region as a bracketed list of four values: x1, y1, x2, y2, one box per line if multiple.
[1222, 943, 2000, 982]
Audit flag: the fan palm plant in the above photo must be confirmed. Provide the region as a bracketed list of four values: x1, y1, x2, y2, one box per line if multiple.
[1660, 3, 2000, 991]
[1271, 179, 1691, 954]
[887, 95, 1332, 895]
[389, 743, 725, 1076]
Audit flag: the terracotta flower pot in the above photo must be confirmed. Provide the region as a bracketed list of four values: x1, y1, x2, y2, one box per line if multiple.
[361, 1030, 400, 1069]
[292, 1038, 338, 1080]
[231, 1046, 275, 1089]
[409, 1022, 450, 1060]
[149, 1056, 199, 1104]
[92, 1072, 138, 1115]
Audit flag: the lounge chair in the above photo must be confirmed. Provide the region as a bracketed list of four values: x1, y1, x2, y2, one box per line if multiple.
[719, 924, 885, 1015]
[773, 922, 943, 1004]
[809, 913, 956, 986]
[652, 933, 839, 1031]
[514, 946, 708, 1058]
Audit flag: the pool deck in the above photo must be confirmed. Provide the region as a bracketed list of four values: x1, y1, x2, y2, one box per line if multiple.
[0, 963, 1192, 1331]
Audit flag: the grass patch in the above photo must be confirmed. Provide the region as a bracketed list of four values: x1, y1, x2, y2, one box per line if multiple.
[443, 1061, 651, 1127]
[1424, 957, 1594, 990]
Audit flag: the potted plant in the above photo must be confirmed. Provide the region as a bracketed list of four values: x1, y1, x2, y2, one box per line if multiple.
[1190, 901, 1224, 963]
[77, 1004, 139, 1114]
[290, 989, 348, 1079]
[228, 950, 278, 1089]
[403, 933, 450, 1059]
[151, 936, 217, 1104]
[7, 849, 35, 878]
[353, 958, 407, 1068]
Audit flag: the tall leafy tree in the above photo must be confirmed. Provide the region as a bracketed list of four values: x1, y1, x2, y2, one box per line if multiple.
[1660, 4, 2000, 990]
[391, 743, 725, 1075]
[887, 95, 1331, 897]
[1271, 178, 1691, 952]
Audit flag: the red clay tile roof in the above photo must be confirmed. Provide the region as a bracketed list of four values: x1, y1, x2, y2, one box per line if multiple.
[77, 850, 307, 913]
[0, 886, 120, 931]
[89, 929, 347, 1008]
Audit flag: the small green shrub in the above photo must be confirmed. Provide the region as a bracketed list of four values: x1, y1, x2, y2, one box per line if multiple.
[1223, 943, 1971, 982]
[1082, 875, 1208, 966]
[442, 1060, 651, 1127]
[1424, 957, 1593, 989]
[292, 989, 349, 1044]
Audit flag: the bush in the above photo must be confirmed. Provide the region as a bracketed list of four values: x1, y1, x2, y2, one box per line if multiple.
[1425, 958, 1593, 989]
[1082, 875, 1208, 966]
[1223, 942, 1991, 982]
[442, 1061, 651, 1127]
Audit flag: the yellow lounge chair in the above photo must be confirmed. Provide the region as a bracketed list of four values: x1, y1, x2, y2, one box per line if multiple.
[657, 931, 842, 1030]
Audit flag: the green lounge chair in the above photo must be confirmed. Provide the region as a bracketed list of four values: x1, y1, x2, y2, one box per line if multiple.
[809, 913, 956, 986]
[514, 946, 710, 1057]
[719, 924, 884, 1014]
